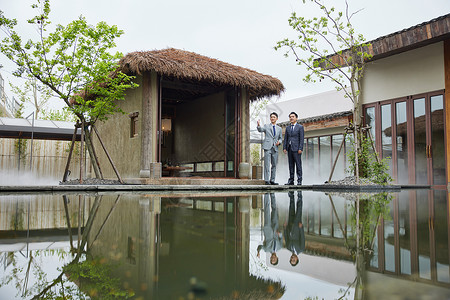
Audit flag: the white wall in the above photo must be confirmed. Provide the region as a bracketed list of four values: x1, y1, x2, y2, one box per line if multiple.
[361, 42, 445, 104]
[266, 90, 351, 124]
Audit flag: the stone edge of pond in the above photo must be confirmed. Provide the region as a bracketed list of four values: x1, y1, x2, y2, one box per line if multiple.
[0, 183, 430, 193]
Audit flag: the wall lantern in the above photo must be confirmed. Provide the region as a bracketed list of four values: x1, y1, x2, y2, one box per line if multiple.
[162, 118, 172, 132]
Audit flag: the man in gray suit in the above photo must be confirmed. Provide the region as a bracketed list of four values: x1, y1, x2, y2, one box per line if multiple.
[257, 193, 282, 265]
[257, 112, 283, 185]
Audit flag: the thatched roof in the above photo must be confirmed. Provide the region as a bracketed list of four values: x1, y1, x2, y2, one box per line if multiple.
[119, 48, 285, 101]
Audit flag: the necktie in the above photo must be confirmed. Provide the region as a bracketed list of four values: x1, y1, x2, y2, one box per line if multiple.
[273, 125, 276, 136]
[290, 125, 294, 145]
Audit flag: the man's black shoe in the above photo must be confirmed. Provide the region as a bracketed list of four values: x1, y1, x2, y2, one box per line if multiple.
[265, 181, 271, 185]
[297, 182, 302, 185]
[285, 182, 294, 185]
[270, 181, 279, 185]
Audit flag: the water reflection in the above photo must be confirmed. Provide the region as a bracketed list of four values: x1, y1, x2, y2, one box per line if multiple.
[257, 193, 283, 266]
[0, 190, 449, 299]
[285, 191, 305, 267]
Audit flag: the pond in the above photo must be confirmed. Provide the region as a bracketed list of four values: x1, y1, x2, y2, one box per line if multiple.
[0, 189, 449, 299]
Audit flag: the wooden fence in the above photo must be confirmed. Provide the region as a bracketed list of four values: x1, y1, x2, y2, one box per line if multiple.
[0, 138, 91, 184]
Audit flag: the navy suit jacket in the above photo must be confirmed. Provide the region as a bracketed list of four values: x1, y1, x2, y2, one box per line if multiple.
[283, 123, 305, 152]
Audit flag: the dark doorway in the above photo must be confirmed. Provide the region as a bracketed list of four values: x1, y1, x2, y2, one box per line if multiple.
[158, 77, 240, 178]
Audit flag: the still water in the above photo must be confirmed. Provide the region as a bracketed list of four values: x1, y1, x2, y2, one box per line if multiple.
[0, 190, 449, 299]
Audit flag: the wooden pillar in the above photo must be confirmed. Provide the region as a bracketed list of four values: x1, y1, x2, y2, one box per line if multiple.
[140, 71, 159, 178]
[240, 88, 250, 164]
[444, 40, 450, 189]
[138, 196, 160, 297]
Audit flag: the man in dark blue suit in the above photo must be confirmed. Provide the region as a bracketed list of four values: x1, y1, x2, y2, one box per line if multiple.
[284, 191, 305, 267]
[283, 112, 304, 185]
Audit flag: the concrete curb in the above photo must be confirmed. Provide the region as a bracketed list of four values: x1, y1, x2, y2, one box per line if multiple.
[0, 183, 430, 193]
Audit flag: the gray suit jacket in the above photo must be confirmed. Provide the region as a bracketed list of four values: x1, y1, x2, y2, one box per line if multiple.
[257, 123, 283, 151]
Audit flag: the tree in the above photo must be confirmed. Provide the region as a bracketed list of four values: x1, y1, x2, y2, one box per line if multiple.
[0, 0, 138, 181]
[10, 78, 52, 119]
[275, 0, 374, 183]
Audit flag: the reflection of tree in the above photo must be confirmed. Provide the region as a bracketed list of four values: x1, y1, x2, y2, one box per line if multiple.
[0, 194, 132, 299]
[0, 249, 72, 299]
[329, 192, 392, 300]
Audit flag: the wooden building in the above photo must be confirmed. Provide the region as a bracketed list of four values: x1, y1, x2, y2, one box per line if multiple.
[359, 13, 450, 187]
[94, 48, 284, 183]
[269, 14, 450, 187]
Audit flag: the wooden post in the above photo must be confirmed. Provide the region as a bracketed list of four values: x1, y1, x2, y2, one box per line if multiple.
[91, 194, 121, 244]
[62, 124, 79, 182]
[328, 194, 348, 242]
[77, 195, 83, 255]
[92, 124, 123, 184]
[62, 195, 74, 250]
[365, 127, 380, 163]
[328, 133, 346, 183]
[444, 40, 450, 189]
[85, 126, 104, 179]
[79, 119, 84, 184]
[77, 195, 102, 257]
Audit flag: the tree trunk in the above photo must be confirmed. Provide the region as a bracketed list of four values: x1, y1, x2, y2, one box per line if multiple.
[352, 87, 361, 183]
[83, 126, 102, 179]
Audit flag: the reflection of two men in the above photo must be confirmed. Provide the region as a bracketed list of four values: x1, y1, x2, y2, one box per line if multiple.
[285, 191, 305, 267]
[257, 193, 282, 265]
[257, 192, 305, 267]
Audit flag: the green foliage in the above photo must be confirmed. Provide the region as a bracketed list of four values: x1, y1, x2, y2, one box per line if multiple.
[348, 192, 392, 253]
[10, 78, 52, 119]
[41, 107, 76, 122]
[40, 107, 78, 155]
[13, 101, 28, 162]
[274, 0, 372, 103]
[9, 207, 24, 230]
[250, 97, 279, 122]
[250, 143, 261, 166]
[64, 257, 134, 299]
[346, 134, 392, 185]
[275, 0, 377, 178]
[0, 0, 138, 125]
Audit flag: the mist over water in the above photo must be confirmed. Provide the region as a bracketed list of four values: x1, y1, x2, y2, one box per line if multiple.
[274, 155, 349, 185]
[0, 170, 59, 186]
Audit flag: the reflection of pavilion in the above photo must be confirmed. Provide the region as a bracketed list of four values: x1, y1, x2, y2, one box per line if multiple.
[85, 193, 283, 299]
[2, 191, 448, 298]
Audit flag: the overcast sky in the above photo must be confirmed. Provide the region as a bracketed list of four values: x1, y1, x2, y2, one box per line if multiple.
[1, 0, 449, 113]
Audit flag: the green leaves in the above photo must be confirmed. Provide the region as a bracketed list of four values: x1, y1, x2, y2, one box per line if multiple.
[275, 0, 371, 102]
[346, 134, 392, 185]
[0, 0, 137, 125]
[63, 257, 134, 299]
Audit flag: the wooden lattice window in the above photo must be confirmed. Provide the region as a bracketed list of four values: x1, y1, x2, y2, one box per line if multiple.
[129, 112, 139, 138]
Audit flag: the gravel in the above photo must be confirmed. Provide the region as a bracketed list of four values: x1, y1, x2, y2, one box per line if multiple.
[59, 175, 377, 186]
[59, 178, 123, 185]
[325, 176, 378, 186]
